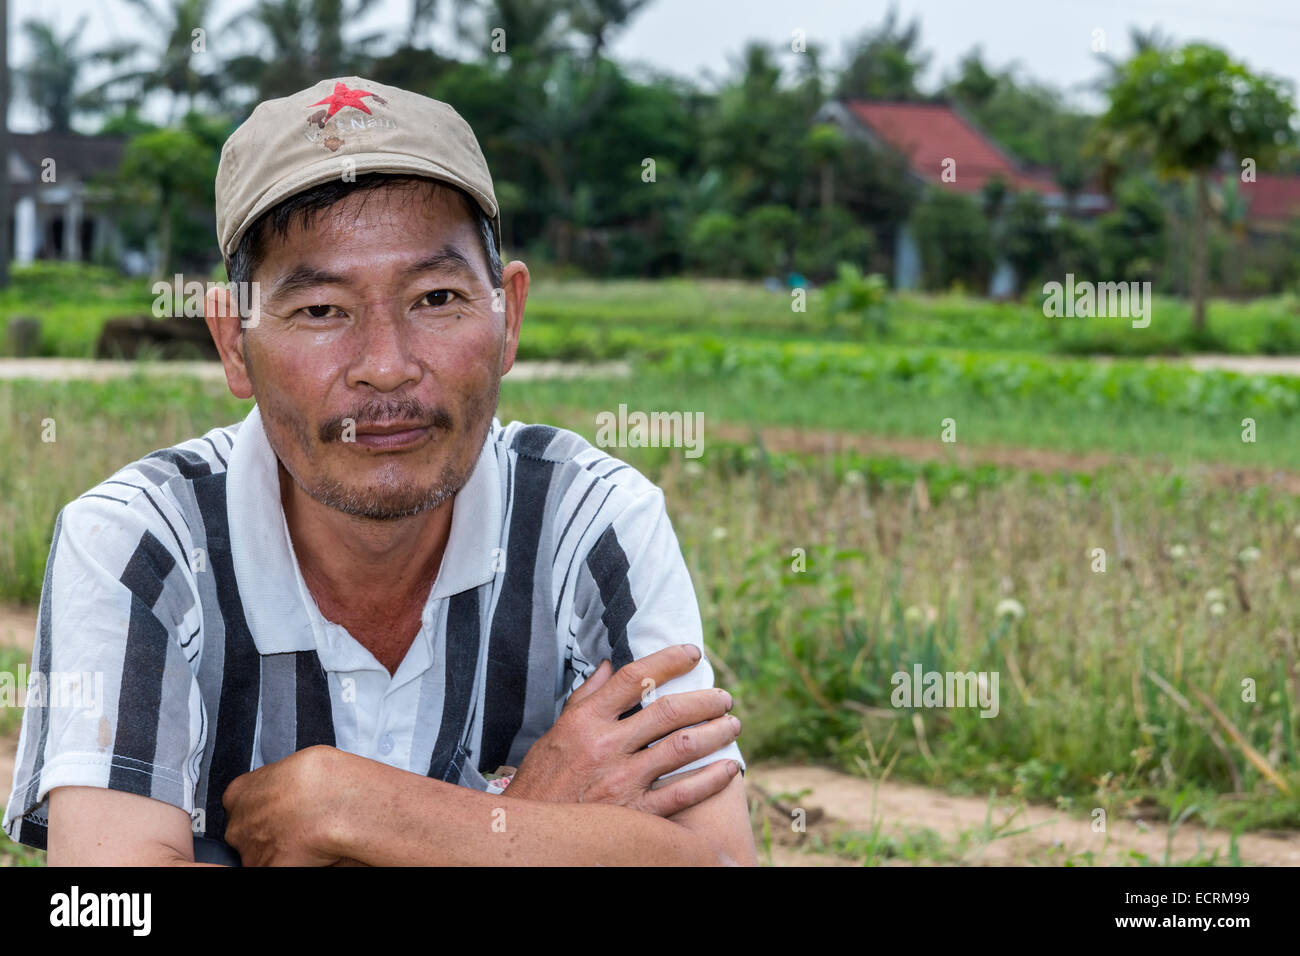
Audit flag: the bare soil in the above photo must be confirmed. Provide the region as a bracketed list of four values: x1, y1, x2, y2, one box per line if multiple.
[0, 606, 34, 654]
[1180, 355, 1300, 377]
[748, 764, 1300, 867]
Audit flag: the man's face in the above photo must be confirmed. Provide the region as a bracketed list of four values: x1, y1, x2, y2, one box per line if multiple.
[230, 181, 515, 520]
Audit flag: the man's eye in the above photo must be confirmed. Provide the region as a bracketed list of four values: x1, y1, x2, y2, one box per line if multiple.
[420, 290, 456, 307]
[301, 304, 337, 319]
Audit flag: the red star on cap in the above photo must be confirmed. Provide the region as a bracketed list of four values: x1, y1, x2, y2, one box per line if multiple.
[310, 81, 377, 118]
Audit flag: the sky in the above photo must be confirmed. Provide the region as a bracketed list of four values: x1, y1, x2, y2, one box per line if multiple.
[6, 0, 1300, 131]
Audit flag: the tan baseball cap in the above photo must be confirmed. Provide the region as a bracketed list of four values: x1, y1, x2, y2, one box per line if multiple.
[215, 76, 500, 260]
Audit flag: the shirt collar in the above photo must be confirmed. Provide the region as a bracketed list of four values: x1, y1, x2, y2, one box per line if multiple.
[226, 403, 502, 656]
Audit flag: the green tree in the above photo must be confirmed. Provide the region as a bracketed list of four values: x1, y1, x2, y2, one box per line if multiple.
[1048, 217, 1101, 281]
[500, 53, 620, 266]
[744, 204, 800, 275]
[944, 48, 1097, 202]
[408, 0, 440, 41]
[804, 123, 846, 222]
[686, 211, 741, 276]
[18, 16, 94, 132]
[1097, 43, 1297, 332]
[947, 47, 997, 108]
[835, 4, 930, 102]
[910, 190, 993, 291]
[568, 0, 652, 60]
[116, 125, 217, 278]
[704, 43, 807, 212]
[793, 207, 874, 282]
[461, 0, 573, 64]
[1096, 177, 1167, 285]
[223, 0, 386, 107]
[95, 0, 224, 121]
[997, 191, 1054, 289]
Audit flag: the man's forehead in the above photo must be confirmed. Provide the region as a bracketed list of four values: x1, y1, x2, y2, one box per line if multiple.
[267, 189, 480, 270]
[264, 244, 481, 300]
[287, 180, 474, 239]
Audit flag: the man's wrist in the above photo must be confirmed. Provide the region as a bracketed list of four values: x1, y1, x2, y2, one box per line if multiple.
[299, 745, 358, 859]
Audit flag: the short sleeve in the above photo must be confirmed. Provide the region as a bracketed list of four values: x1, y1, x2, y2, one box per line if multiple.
[3, 494, 207, 850]
[565, 484, 744, 779]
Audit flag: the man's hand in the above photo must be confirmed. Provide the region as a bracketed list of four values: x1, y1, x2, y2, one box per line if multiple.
[223, 745, 350, 866]
[505, 643, 742, 816]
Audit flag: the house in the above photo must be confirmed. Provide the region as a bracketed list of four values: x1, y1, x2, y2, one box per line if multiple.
[817, 100, 1108, 295]
[7, 131, 129, 268]
[1235, 172, 1300, 235]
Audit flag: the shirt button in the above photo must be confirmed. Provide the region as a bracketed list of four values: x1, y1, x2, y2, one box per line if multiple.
[378, 733, 394, 756]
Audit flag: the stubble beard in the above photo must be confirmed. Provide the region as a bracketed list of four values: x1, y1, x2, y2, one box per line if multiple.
[245, 326, 505, 521]
[258, 380, 501, 523]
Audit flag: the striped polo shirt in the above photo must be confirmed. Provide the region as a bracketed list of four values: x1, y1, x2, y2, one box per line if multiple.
[3, 404, 743, 852]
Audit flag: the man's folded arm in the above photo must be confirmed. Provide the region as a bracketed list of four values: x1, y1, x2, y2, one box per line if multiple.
[2, 496, 208, 862]
[306, 748, 737, 866]
[47, 786, 218, 866]
[563, 482, 757, 865]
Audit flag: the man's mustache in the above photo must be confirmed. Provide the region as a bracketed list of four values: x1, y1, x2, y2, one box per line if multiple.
[318, 398, 453, 442]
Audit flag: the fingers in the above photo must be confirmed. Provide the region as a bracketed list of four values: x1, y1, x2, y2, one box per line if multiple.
[635, 713, 743, 781]
[641, 759, 741, 817]
[622, 687, 734, 751]
[563, 659, 613, 711]
[591, 643, 703, 720]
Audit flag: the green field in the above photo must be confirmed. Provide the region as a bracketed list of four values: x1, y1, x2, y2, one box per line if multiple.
[3, 366, 1298, 836]
[5, 262, 1300, 360]
[2, 272, 1300, 866]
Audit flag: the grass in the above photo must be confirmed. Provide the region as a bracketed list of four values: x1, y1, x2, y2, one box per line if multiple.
[0, 646, 28, 739]
[501, 361, 1300, 470]
[0, 839, 45, 867]
[0, 262, 154, 358]
[0, 375, 252, 603]
[497, 373, 1300, 829]
[6, 264, 1300, 359]
[2, 308, 1300, 853]
[526, 280, 1300, 357]
[644, 445, 1300, 830]
[2, 373, 1295, 830]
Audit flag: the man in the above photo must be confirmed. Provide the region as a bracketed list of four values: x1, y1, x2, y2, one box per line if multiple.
[2, 77, 754, 866]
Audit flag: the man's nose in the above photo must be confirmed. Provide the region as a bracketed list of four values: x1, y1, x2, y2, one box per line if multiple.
[345, 311, 423, 392]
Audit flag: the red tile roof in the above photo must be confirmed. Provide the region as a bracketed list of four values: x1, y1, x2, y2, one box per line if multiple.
[845, 100, 1063, 197]
[1238, 173, 1300, 223]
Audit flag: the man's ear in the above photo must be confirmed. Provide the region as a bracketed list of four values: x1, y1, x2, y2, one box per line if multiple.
[205, 285, 254, 400]
[499, 259, 528, 377]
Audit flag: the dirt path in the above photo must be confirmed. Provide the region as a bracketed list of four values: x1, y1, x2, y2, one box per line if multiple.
[747, 764, 1300, 866]
[1180, 355, 1300, 377]
[0, 606, 34, 655]
[0, 358, 630, 383]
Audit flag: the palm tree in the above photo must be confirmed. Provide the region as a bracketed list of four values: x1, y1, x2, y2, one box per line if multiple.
[567, 0, 651, 60]
[1094, 25, 1173, 84]
[18, 17, 92, 132]
[505, 52, 619, 264]
[222, 0, 386, 109]
[408, 0, 440, 40]
[461, 0, 573, 64]
[835, 4, 930, 102]
[93, 0, 224, 122]
[1098, 44, 1297, 333]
